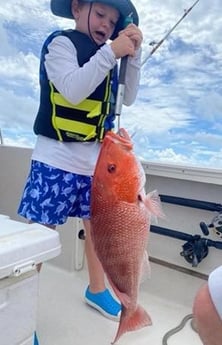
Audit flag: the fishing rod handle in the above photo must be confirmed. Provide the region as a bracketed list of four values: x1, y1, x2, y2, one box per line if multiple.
[115, 56, 128, 116]
[115, 15, 132, 118]
[118, 55, 128, 84]
[118, 14, 133, 83]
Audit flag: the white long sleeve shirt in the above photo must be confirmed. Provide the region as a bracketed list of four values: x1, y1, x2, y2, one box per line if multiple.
[32, 34, 141, 176]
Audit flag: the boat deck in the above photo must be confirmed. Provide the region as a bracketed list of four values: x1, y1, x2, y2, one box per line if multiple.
[37, 262, 204, 345]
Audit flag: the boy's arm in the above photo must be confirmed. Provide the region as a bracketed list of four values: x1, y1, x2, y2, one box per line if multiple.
[45, 35, 117, 105]
[45, 35, 141, 107]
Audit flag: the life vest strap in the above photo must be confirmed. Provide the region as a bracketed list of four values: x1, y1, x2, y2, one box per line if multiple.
[53, 92, 102, 118]
[54, 117, 97, 141]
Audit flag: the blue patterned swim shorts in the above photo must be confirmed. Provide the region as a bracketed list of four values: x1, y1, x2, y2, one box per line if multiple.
[18, 160, 92, 225]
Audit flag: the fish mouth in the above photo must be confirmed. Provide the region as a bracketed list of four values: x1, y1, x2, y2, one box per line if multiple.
[105, 129, 133, 150]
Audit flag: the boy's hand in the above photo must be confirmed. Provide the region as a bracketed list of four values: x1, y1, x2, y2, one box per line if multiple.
[110, 24, 143, 59]
[119, 24, 143, 51]
[110, 34, 135, 59]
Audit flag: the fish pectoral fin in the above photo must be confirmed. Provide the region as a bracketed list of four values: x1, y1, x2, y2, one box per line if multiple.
[143, 190, 165, 219]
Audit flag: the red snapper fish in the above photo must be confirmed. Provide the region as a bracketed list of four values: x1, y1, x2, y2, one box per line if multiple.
[90, 128, 163, 344]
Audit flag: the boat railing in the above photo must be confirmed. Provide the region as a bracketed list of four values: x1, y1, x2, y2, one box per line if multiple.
[150, 194, 222, 268]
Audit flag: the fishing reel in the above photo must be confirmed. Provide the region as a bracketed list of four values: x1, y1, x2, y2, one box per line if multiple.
[180, 212, 222, 267]
[199, 212, 222, 239]
[180, 235, 209, 267]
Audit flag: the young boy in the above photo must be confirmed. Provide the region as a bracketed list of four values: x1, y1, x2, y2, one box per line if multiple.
[193, 265, 222, 345]
[18, 0, 142, 321]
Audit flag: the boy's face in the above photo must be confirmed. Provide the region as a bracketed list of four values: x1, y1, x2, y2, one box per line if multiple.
[74, 2, 120, 44]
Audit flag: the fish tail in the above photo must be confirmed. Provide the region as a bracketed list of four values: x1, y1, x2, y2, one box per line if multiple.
[112, 305, 152, 344]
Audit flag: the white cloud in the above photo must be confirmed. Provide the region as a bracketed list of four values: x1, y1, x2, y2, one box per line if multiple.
[0, 19, 17, 56]
[0, 52, 39, 93]
[0, 87, 38, 129]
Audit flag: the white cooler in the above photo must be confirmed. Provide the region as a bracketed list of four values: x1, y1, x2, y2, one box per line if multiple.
[0, 215, 61, 345]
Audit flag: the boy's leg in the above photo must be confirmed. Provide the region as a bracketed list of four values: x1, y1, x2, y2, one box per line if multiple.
[83, 219, 121, 321]
[83, 219, 106, 292]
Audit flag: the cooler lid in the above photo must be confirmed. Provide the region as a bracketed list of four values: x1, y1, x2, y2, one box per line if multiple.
[0, 215, 61, 279]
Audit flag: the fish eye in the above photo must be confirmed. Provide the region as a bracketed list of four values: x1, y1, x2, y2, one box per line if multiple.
[107, 164, 116, 173]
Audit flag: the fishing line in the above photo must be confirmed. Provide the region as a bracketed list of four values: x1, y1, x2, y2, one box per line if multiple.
[141, 0, 200, 66]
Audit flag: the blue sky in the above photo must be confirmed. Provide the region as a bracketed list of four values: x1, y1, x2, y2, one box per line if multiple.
[0, 0, 222, 168]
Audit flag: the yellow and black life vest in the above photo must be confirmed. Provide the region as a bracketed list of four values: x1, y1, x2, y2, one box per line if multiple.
[34, 30, 118, 142]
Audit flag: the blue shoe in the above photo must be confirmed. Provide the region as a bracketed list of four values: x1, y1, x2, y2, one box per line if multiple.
[34, 332, 39, 345]
[84, 287, 121, 321]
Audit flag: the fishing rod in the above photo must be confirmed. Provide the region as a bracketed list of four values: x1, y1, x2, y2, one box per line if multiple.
[115, 14, 134, 131]
[141, 0, 200, 66]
